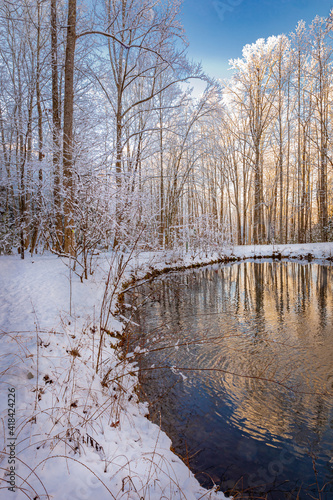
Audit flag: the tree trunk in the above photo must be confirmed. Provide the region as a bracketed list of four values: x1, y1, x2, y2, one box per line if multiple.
[51, 0, 63, 251]
[30, 0, 44, 255]
[63, 0, 76, 255]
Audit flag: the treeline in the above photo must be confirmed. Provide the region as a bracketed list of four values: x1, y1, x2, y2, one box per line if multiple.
[0, 1, 332, 263]
[219, 17, 333, 244]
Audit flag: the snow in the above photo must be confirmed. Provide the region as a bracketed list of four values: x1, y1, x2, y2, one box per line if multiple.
[229, 242, 333, 260]
[1, 242, 332, 499]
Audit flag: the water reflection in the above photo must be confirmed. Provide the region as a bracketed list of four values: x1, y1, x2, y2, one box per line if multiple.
[127, 261, 333, 499]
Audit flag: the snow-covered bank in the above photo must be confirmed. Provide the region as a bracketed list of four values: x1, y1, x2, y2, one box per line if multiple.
[0, 251, 229, 500]
[229, 242, 333, 261]
[1, 242, 332, 500]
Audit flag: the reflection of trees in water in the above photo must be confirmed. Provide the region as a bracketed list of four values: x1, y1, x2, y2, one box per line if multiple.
[317, 265, 328, 330]
[215, 263, 333, 449]
[128, 262, 333, 487]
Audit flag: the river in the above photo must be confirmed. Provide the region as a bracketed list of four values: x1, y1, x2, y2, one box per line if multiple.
[125, 260, 333, 499]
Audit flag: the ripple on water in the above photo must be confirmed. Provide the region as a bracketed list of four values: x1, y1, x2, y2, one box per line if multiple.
[128, 261, 333, 499]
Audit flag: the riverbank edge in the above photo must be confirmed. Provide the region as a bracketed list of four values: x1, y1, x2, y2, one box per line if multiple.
[117, 242, 333, 307]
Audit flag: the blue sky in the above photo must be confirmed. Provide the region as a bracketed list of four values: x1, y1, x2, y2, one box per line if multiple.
[180, 0, 333, 81]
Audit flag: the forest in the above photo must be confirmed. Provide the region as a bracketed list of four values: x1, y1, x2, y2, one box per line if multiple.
[0, 0, 332, 265]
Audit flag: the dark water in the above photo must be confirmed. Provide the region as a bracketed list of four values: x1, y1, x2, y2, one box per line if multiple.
[126, 261, 333, 499]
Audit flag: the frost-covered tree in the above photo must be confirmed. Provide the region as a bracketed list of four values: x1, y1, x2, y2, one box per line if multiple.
[219, 15, 333, 245]
[228, 37, 281, 244]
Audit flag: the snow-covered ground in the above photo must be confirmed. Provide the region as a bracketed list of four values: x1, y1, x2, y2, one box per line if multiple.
[0, 242, 332, 500]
